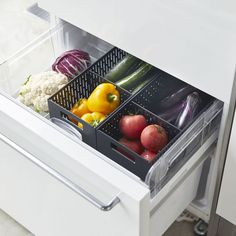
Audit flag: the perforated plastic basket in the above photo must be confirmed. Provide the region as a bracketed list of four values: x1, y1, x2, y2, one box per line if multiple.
[132, 72, 215, 131]
[48, 71, 130, 147]
[97, 101, 180, 180]
[89, 47, 160, 94]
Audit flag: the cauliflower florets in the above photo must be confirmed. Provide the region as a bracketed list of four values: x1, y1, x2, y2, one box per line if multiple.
[18, 71, 68, 113]
[33, 94, 50, 113]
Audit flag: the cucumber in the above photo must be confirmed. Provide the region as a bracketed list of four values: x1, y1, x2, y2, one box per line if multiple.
[105, 54, 140, 82]
[116, 63, 153, 90]
[132, 79, 151, 94]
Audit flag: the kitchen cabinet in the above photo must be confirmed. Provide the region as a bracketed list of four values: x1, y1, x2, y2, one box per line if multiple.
[0, 1, 236, 236]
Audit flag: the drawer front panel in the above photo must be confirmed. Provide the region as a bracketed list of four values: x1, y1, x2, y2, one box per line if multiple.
[38, 0, 236, 103]
[0, 132, 149, 236]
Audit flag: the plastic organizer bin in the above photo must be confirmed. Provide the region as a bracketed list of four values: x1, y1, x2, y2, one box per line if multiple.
[48, 71, 130, 148]
[89, 47, 161, 93]
[48, 44, 224, 188]
[97, 101, 180, 180]
[132, 72, 216, 131]
[89, 47, 127, 78]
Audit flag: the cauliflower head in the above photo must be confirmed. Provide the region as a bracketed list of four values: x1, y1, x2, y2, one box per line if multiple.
[18, 71, 68, 113]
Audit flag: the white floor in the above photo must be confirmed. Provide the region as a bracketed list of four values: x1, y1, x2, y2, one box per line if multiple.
[0, 1, 195, 235]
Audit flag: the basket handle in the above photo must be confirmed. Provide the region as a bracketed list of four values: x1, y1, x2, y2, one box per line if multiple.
[50, 117, 82, 140]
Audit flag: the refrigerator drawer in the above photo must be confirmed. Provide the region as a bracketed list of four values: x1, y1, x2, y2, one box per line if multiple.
[38, 0, 236, 103]
[0, 15, 223, 236]
[0, 129, 216, 236]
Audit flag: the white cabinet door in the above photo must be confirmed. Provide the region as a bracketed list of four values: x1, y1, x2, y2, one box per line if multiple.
[217, 109, 236, 225]
[38, 0, 236, 103]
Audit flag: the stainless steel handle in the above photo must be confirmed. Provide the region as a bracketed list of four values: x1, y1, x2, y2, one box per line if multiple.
[0, 133, 120, 211]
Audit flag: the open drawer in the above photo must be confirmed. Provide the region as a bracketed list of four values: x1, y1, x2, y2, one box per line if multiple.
[0, 17, 223, 236]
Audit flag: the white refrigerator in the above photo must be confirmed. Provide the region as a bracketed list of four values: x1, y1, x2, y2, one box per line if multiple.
[0, 0, 236, 235]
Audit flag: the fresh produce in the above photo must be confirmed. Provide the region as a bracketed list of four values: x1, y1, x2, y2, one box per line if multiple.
[87, 83, 120, 115]
[18, 71, 68, 113]
[116, 63, 153, 90]
[105, 55, 140, 82]
[78, 112, 106, 128]
[175, 92, 201, 129]
[52, 49, 90, 79]
[70, 98, 90, 118]
[69, 98, 90, 124]
[140, 125, 168, 153]
[158, 101, 186, 123]
[119, 138, 144, 155]
[141, 150, 157, 162]
[132, 76, 153, 94]
[159, 85, 196, 110]
[119, 114, 147, 139]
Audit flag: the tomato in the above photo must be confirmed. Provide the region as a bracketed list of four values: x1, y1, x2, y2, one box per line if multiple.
[119, 114, 147, 139]
[141, 150, 157, 162]
[140, 125, 168, 152]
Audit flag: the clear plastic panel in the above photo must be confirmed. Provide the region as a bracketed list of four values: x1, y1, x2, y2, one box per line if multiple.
[50, 117, 82, 140]
[145, 100, 223, 197]
[0, 21, 112, 97]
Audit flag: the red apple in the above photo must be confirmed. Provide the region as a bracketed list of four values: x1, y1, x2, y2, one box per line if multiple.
[140, 125, 168, 152]
[119, 114, 147, 139]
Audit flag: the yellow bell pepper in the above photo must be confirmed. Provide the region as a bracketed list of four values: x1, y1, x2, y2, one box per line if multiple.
[87, 83, 120, 115]
[78, 112, 106, 128]
[70, 98, 90, 118]
[69, 98, 90, 124]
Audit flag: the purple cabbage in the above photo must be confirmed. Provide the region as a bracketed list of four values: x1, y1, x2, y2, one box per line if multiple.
[52, 49, 91, 79]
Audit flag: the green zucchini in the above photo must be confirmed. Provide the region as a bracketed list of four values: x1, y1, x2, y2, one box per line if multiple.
[104, 54, 140, 82]
[132, 78, 152, 94]
[116, 63, 153, 90]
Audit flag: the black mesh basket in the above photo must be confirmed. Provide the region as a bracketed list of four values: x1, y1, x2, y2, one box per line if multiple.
[97, 101, 180, 180]
[48, 71, 130, 147]
[132, 73, 188, 116]
[47, 45, 216, 180]
[89, 47, 127, 78]
[89, 47, 161, 94]
[132, 72, 215, 131]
